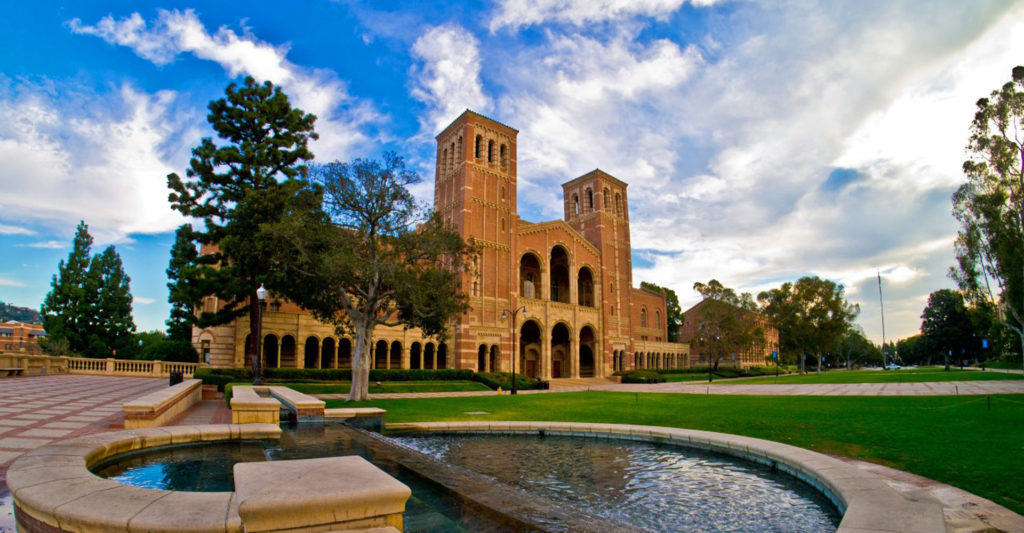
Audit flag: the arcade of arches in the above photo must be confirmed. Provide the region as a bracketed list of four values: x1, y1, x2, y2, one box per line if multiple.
[242, 333, 448, 371]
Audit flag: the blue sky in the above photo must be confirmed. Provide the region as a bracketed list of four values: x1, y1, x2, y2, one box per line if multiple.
[1, 1, 1022, 343]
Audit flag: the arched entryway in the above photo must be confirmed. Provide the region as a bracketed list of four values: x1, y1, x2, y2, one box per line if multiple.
[520, 253, 542, 299]
[304, 337, 319, 369]
[264, 335, 279, 368]
[549, 246, 570, 303]
[520, 320, 541, 378]
[410, 342, 422, 369]
[338, 338, 352, 369]
[424, 343, 435, 369]
[579, 326, 596, 377]
[437, 343, 447, 369]
[390, 341, 402, 369]
[489, 345, 500, 372]
[280, 336, 296, 368]
[374, 340, 388, 369]
[478, 344, 487, 372]
[577, 267, 595, 307]
[321, 338, 336, 369]
[550, 323, 570, 378]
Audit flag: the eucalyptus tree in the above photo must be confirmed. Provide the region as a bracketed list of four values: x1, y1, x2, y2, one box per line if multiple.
[759, 276, 858, 373]
[952, 66, 1024, 369]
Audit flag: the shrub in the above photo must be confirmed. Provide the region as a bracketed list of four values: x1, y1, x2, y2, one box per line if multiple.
[474, 372, 543, 391]
[619, 370, 665, 384]
[195, 367, 250, 391]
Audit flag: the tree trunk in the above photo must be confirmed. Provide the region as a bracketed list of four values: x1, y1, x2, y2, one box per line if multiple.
[248, 291, 262, 385]
[347, 322, 374, 402]
[800, 353, 805, 374]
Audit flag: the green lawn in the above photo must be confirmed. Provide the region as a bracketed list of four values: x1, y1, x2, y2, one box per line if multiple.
[253, 380, 491, 394]
[329, 391, 1024, 515]
[716, 367, 1023, 384]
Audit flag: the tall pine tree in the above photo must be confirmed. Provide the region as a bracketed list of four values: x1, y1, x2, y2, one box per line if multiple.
[41, 221, 94, 353]
[167, 77, 318, 381]
[166, 224, 202, 341]
[88, 246, 136, 357]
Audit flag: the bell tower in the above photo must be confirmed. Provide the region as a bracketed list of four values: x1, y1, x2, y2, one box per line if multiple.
[434, 110, 518, 370]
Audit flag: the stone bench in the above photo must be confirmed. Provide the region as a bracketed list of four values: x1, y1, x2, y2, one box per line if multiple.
[326, 407, 386, 432]
[7, 423, 412, 533]
[123, 378, 203, 429]
[230, 386, 281, 425]
[265, 385, 325, 423]
[0, 367, 25, 377]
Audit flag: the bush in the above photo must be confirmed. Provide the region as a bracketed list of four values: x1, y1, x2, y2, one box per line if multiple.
[474, 372, 543, 391]
[195, 367, 250, 392]
[619, 370, 665, 384]
[142, 339, 199, 363]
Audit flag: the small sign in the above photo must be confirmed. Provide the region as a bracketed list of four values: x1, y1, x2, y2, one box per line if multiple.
[983, 339, 989, 349]
[772, 351, 777, 359]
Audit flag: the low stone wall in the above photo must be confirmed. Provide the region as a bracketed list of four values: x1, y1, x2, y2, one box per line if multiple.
[265, 385, 325, 423]
[7, 424, 411, 533]
[230, 386, 280, 424]
[386, 421, 947, 533]
[0, 353, 67, 376]
[122, 378, 203, 429]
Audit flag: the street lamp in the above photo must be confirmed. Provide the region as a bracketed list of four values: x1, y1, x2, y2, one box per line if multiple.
[501, 306, 527, 395]
[253, 284, 267, 385]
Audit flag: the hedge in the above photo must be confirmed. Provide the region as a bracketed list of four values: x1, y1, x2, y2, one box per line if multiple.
[194, 367, 250, 392]
[474, 372, 543, 391]
[619, 370, 665, 384]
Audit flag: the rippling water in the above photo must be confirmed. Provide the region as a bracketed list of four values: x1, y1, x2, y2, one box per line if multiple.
[392, 433, 840, 533]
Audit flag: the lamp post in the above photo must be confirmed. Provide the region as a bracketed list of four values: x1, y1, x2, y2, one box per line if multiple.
[253, 284, 267, 385]
[501, 306, 527, 395]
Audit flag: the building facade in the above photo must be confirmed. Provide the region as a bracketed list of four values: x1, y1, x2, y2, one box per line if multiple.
[679, 299, 780, 369]
[0, 320, 48, 354]
[195, 110, 688, 377]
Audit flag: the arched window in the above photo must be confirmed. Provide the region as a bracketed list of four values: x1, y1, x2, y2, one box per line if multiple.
[501, 217, 506, 231]
[573, 194, 580, 215]
[488, 140, 495, 163]
[501, 186, 506, 200]
[475, 135, 483, 159]
[500, 144, 507, 170]
[615, 193, 623, 216]
[456, 136, 463, 163]
[449, 141, 456, 173]
[640, 308, 647, 328]
[442, 148, 448, 173]
[586, 189, 594, 210]
[603, 188, 610, 209]
[656, 310, 661, 329]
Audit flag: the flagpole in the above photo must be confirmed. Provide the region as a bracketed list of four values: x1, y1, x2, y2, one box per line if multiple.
[878, 272, 888, 369]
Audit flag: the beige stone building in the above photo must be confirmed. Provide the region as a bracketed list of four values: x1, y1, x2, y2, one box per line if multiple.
[195, 110, 688, 377]
[0, 320, 47, 354]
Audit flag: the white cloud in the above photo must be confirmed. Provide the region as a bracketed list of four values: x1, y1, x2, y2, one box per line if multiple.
[134, 297, 155, 305]
[0, 83, 189, 243]
[17, 241, 66, 249]
[0, 276, 26, 287]
[0, 224, 34, 236]
[410, 24, 491, 135]
[489, 0, 722, 31]
[70, 9, 380, 161]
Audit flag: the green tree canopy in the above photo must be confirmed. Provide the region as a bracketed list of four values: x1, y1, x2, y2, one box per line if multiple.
[268, 153, 473, 401]
[166, 224, 202, 341]
[758, 276, 859, 373]
[41, 221, 136, 357]
[952, 65, 1024, 369]
[640, 281, 683, 341]
[835, 327, 881, 369]
[167, 77, 318, 382]
[691, 279, 762, 371]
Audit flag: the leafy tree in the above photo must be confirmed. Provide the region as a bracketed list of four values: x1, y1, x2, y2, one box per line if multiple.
[167, 77, 317, 383]
[951, 65, 1024, 372]
[166, 225, 201, 341]
[835, 327, 881, 369]
[641, 281, 683, 341]
[268, 153, 473, 401]
[41, 221, 95, 354]
[87, 245, 136, 357]
[920, 289, 986, 370]
[690, 279, 763, 372]
[758, 276, 859, 373]
[895, 335, 923, 365]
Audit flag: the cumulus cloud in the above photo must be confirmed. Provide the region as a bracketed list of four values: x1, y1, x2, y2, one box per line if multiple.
[410, 24, 491, 135]
[17, 241, 66, 249]
[70, 9, 379, 161]
[0, 83, 190, 243]
[489, 0, 722, 31]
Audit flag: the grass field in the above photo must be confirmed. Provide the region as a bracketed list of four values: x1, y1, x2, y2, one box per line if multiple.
[328, 391, 1024, 515]
[716, 367, 1023, 384]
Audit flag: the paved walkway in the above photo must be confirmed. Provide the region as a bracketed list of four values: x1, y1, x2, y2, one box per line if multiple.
[316, 378, 1024, 400]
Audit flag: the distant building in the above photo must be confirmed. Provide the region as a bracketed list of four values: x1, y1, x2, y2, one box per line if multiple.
[0, 320, 47, 354]
[679, 299, 779, 368]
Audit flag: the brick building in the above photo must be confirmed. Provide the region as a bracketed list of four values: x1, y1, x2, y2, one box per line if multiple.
[0, 320, 48, 354]
[194, 110, 688, 377]
[679, 299, 779, 369]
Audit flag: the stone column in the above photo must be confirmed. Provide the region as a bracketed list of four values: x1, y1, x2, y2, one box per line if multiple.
[571, 340, 580, 378]
[540, 335, 551, 380]
[296, 342, 306, 369]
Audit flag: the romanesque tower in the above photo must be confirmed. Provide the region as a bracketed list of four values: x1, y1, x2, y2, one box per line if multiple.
[434, 110, 518, 371]
[562, 170, 634, 368]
